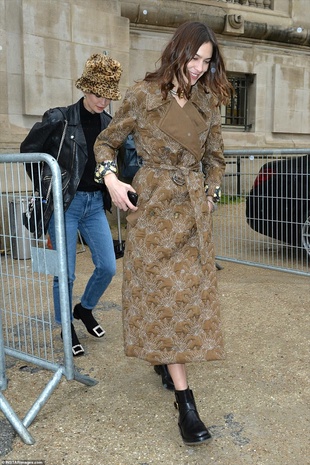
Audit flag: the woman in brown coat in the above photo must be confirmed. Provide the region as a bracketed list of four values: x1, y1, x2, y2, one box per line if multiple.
[94, 21, 232, 446]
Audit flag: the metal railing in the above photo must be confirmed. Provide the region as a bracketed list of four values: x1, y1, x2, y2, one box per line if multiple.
[0, 153, 97, 445]
[1, 148, 308, 444]
[214, 148, 310, 276]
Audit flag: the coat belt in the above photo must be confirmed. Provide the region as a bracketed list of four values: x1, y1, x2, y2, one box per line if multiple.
[143, 163, 209, 265]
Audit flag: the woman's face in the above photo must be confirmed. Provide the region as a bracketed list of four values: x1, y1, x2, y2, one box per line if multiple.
[186, 41, 213, 85]
[83, 93, 111, 114]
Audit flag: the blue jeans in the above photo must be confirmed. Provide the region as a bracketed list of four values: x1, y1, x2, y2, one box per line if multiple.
[48, 190, 116, 324]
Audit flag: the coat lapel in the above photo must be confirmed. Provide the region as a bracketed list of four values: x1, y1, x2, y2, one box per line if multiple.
[145, 81, 213, 160]
[158, 98, 208, 160]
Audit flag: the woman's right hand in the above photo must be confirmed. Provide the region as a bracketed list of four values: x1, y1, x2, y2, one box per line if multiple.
[103, 173, 138, 212]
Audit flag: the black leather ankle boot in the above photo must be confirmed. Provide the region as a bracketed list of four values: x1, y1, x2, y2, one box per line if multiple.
[174, 388, 211, 445]
[154, 365, 175, 390]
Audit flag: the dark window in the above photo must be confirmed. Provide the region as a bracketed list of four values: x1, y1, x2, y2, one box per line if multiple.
[222, 73, 254, 131]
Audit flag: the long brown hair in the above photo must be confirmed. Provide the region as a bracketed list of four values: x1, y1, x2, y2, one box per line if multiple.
[145, 21, 232, 105]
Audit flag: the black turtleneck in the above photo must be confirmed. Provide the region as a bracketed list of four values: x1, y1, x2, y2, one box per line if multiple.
[77, 98, 103, 192]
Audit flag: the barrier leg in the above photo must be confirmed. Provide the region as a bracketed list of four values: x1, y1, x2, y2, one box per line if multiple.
[0, 393, 35, 445]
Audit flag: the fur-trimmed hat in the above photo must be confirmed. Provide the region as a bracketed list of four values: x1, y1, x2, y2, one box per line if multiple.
[75, 53, 122, 101]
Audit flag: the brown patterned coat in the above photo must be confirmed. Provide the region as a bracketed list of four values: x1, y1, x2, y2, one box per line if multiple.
[94, 80, 226, 365]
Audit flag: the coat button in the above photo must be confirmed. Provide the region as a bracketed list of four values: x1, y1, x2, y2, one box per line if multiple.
[149, 210, 155, 216]
[174, 212, 179, 218]
[70, 135, 74, 139]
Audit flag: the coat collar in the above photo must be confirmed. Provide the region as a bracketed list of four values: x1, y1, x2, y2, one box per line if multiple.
[145, 81, 214, 116]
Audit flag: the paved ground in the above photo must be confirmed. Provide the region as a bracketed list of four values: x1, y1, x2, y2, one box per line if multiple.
[0, 245, 309, 465]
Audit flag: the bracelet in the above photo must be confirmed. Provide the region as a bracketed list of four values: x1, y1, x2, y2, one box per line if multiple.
[94, 160, 117, 184]
[204, 184, 221, 203]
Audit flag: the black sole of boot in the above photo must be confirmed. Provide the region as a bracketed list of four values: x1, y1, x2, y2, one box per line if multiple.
[181, 434, 212, 446]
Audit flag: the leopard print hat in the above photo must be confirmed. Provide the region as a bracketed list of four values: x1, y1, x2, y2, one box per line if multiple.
[75, 53, 123, 100]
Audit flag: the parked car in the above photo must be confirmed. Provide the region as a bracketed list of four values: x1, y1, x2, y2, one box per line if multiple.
[246, 154, 310, 253]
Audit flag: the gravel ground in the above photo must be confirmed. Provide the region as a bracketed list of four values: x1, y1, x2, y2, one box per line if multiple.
[0, 238, 309, 465]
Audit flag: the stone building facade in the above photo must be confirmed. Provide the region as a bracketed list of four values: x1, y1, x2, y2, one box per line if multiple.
[0, 0, 310, 153]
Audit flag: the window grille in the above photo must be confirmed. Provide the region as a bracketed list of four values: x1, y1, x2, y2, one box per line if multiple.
[222, 74, 254, 131]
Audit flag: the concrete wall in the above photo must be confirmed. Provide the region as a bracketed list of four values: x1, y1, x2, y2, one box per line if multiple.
[0, 0, 310, 153]
[0, 0, 129, 151]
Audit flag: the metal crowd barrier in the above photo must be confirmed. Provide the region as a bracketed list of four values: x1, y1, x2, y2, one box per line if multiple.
[0, 153, 97, 445]
[214, 148, 310, 276]
[1, 148, 308, 444]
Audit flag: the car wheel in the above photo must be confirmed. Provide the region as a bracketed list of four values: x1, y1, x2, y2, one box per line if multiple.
[302, 215, 310, 256]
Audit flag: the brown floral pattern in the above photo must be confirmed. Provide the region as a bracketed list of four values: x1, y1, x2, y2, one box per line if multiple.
[94, 80, 226, 364]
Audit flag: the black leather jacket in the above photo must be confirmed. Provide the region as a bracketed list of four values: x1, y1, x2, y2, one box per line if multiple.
[21, 99, 112, 226]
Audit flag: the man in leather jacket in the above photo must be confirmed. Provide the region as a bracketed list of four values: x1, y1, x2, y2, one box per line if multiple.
[20, 53, 123, 356]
